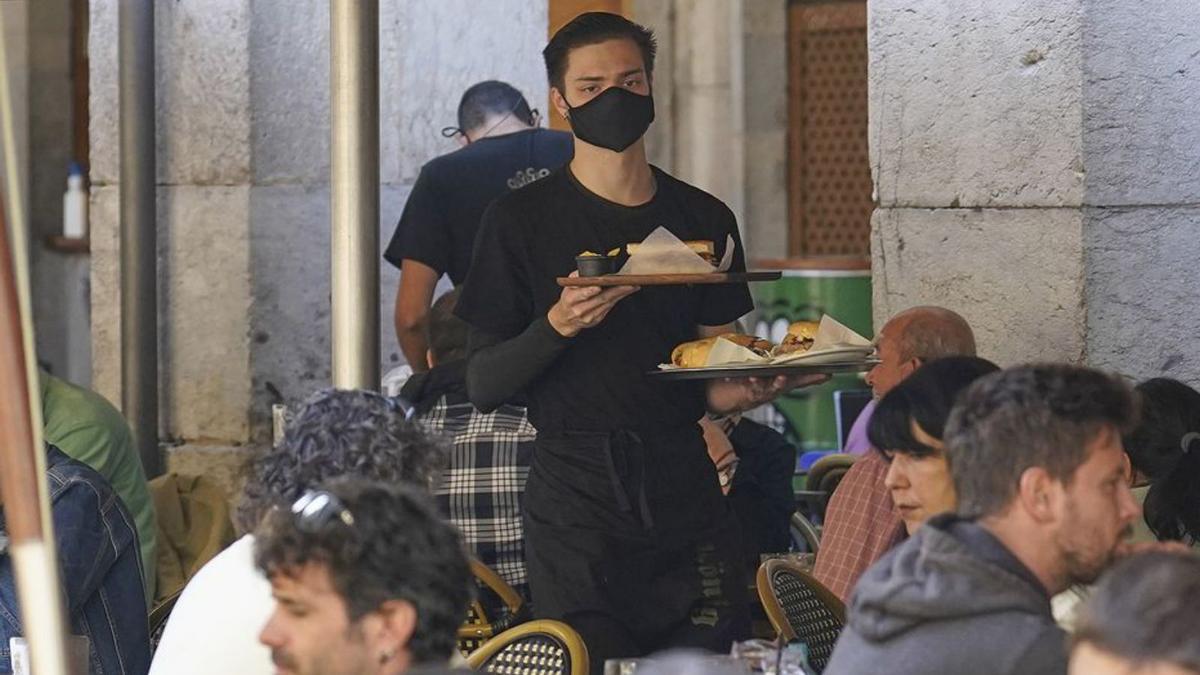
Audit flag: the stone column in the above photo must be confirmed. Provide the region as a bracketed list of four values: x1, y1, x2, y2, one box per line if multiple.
[1080, 0, 1200, 382]
[634, 0, 789, 261]
[89, 0, 550, 493]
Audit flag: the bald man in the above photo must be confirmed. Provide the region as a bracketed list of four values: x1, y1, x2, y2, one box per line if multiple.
[814, 306, 976, 602]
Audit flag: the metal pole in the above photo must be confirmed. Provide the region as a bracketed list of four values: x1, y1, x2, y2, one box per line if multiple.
[330, 0, 380, 390]
[0, 9, 71, 670]
[119, 0, 161, 477]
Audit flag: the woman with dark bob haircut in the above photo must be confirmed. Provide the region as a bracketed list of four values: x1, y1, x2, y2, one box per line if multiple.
[1123, 378, 1200, 546]
[867, 355, 999, 535]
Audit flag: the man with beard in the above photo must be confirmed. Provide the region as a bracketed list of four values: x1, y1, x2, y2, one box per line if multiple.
[256, 480, 470, 675]
[826, 365, 1144, 675]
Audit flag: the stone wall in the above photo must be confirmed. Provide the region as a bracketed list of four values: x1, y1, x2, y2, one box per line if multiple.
[868, 0, 1200, 384]
[89, 0, 549, 492]
[1080, 0, 1200, 383]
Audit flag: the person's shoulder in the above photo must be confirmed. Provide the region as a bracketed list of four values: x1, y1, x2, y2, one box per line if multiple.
[43, 376, 133, 444]
[486, 168, 570, 219]
[45, 446, 114, 497]
[655, 167, 734, 215]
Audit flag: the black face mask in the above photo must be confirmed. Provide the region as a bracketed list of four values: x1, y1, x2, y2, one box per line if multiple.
[565, 87, 655, 153]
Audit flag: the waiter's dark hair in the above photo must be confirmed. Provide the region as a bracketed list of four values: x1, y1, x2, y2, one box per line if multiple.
[427, 289, 468, 365]
[457, 80, 533, 133]
[544, 12, 657, 93]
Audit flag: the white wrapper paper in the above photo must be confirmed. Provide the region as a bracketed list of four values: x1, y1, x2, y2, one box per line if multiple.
[616, 227, 735, 275]
[704, 336, 771, 367]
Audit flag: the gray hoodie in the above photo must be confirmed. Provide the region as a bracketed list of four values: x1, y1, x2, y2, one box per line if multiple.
[824, 515, 1068, 675]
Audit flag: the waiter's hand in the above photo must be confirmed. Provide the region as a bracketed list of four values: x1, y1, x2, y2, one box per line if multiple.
[548, 271, 639, 338]
[706, 373, 830, 416]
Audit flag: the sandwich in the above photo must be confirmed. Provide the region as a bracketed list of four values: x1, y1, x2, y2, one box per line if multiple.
[671, 333, 773, 368]
[626, 240, 716, 265]
[773, 320, 819, 355]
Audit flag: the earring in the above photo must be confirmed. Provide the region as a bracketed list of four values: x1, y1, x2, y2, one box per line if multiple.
[379, 647, 396, 664]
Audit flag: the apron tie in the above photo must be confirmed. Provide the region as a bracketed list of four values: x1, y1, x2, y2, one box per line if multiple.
[603, 430, 655, 531]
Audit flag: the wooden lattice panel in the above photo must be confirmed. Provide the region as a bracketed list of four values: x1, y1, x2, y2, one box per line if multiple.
[787, 1, 873, 257]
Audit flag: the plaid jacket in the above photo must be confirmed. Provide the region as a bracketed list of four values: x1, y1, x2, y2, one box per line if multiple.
[812, 449, 906, 603]
[406, 363, 534, 604]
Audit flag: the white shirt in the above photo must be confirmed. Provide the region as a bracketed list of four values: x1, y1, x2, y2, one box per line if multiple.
[149, 535, 275, 675]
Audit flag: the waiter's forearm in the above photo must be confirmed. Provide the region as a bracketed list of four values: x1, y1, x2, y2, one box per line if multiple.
[466, 316, 570, 412]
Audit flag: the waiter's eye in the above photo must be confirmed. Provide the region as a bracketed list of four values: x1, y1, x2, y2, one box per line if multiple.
[625, 77, 643, 88]
[581, 84, 600, 94]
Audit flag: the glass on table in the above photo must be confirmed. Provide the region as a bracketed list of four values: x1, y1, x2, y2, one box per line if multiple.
[731, 638, 814, 675]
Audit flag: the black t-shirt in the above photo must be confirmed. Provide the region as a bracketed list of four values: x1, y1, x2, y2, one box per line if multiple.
[455, 166, 754, 433]
[383, 128, 573, 285]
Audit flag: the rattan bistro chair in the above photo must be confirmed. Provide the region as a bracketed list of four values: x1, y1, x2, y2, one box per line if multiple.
[466, 619, 589, 675]
[458, 559, 531, 656]
[756, 558, 846, 673]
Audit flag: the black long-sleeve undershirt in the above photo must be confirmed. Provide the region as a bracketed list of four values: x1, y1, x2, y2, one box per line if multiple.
[465, 315, 571, 413]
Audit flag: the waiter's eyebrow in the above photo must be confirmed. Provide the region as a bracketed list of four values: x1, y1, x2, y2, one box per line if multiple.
[573, 68, 645, 83]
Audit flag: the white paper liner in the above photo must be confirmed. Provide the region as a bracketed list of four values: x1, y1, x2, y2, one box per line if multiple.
[616, 227, 734, 275]
[771, 315, 874, 364]
[658, 314, 874, 370]
[704, 336, 771, 367]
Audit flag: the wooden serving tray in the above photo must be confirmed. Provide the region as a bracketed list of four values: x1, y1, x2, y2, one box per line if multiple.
[557, 271, 782, 287]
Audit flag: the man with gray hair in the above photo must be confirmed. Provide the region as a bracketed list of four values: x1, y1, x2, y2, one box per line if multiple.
[826, 364, 1142, 675]
[814, 306, 976, 602]
[1070, 552, 1200, 675]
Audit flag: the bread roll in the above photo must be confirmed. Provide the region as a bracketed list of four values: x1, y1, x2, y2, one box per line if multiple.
[671, 333, 773, 368]
[775, 320, 820, 355]
[627, 240, 716, 264]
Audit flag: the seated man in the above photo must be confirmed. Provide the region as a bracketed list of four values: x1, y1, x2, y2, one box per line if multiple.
[401, 290, 535, 607]
[256, 479, 471, 675]
[701, 415, 796, 566]
[826, 364, 1141, 675]
[0, 445, 149, 673]
[149, 389, 446, 675]
[813, 305, 976, 602]
[1070, 552, 1200, 675]
[41, 369, 158, 602]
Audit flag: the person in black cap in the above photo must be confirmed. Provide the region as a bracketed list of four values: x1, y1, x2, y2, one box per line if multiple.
[386, 80, 573, 371]
[454, 13, 823, 670]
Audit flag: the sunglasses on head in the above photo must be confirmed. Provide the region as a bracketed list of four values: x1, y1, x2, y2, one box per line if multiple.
[290, 490, 355, 534]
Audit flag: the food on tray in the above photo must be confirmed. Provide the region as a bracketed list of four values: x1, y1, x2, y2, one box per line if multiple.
[575, 248, 626, 277]
[627, 239, 716, 265]
[671, 334, 773, 368]
[774, 320, 820, 355]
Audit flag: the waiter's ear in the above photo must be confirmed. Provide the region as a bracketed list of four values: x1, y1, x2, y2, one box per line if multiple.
[550, 87, 570, 122]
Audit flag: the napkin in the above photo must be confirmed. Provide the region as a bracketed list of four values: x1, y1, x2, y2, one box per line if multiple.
[617, 226, 735, 275]
[769, 315, 873, 365]
[809, 314, 873, 351]
[705, 335, 771, 367]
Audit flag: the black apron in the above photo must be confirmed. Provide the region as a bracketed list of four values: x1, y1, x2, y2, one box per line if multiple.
[523, 423, 750, 661]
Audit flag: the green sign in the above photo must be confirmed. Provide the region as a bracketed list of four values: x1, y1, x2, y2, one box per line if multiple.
[750, 270, 873, 452]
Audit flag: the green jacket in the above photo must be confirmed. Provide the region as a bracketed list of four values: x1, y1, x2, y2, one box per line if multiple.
[41, 371, 158, 604]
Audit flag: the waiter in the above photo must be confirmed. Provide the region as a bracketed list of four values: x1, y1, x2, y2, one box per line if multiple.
[454, 13, 823, 670]
[386, 80, 573, 370]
